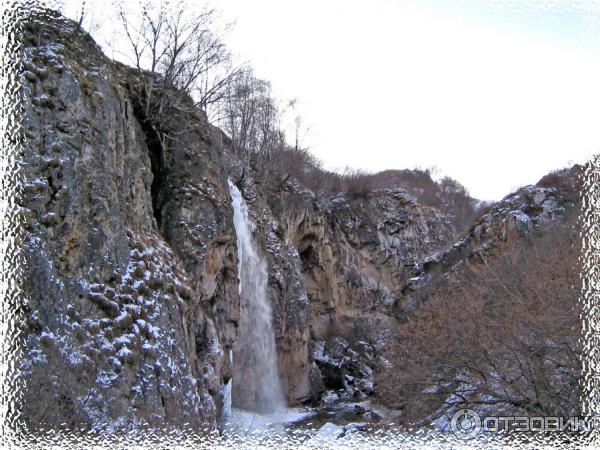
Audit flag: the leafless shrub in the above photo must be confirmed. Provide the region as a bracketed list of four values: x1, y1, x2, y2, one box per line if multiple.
[341, 168, 372, 199]
[377, 216, 582, 424]
[536, 164, 583, 204]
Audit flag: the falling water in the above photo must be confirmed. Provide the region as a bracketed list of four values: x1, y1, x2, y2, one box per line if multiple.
[228, 180, 285, 414]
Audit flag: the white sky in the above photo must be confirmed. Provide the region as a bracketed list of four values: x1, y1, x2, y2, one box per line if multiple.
[57, 0, 600, 200]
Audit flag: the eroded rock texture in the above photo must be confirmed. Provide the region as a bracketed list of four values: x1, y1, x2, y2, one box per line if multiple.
[17, 15, 238, 432]
[14, 13, 581, 434]
[11, 15, 465, 432]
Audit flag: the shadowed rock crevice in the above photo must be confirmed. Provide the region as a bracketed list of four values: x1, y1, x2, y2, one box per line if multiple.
[130, 101, 166, 228]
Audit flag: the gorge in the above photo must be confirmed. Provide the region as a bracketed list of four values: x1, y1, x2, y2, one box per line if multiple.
[7, 9, 586, 445]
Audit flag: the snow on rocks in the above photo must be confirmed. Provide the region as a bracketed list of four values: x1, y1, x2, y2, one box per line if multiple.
[313, 337, 376, 402]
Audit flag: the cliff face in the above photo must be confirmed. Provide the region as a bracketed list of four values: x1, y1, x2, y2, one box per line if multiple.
[17, 16, 238, 431]
[394, 165, 582, 320]
[14, 16, 457, 432]
[14, 15, 582, 434]
[245, 177, 455, 404]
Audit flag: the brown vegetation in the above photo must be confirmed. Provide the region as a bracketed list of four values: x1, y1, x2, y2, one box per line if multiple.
[272, 162, 478, 229]
[536, 165, 583, 204]
[377, 213, 583, 424]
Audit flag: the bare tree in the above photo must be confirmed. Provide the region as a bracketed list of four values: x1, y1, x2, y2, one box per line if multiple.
[220, 70, 289, 182]
[438, 176, 476, 229]
[377, 216, 583, 425]
[58, 0, 100, 36]
[116, 0, 241, 138]
[341, 168, 372, 199]
[74, 0, 86, 32]
[221, 70, 263, 156]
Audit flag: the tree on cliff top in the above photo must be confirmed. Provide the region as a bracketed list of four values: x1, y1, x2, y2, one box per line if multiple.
[116, 0, 242, 128]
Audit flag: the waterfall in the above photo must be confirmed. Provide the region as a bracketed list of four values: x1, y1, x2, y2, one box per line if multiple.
[228, 180, 285, 414]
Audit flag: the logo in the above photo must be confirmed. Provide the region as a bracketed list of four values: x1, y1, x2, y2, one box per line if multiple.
[450, 409, 481, 439]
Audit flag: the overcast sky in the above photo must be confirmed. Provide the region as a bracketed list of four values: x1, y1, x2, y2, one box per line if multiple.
[58, 0, 600, 200]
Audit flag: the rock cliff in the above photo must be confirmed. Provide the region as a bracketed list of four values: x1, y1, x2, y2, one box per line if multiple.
[17, 14, 238, 431]
[12, 13, 582, 435]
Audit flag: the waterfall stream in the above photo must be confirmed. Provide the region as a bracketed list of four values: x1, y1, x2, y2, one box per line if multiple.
[227, 180, 285, 415]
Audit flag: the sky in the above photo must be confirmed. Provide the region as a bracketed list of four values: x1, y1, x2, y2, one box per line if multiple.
[57, 0, 600, 200]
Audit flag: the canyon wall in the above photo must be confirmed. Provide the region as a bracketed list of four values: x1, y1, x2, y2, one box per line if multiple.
[13, 13, 582, 434]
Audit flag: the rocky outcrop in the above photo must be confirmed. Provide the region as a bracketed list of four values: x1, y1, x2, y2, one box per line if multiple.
[17, 15, 238, 432]
[313, 337, 375, 400]
[15, 13, 456, 428]
[393, 165, 582, 321]
[372, 166, 583, 424]
[244, 176, 455, 403]
[15, 12, 580, 435]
